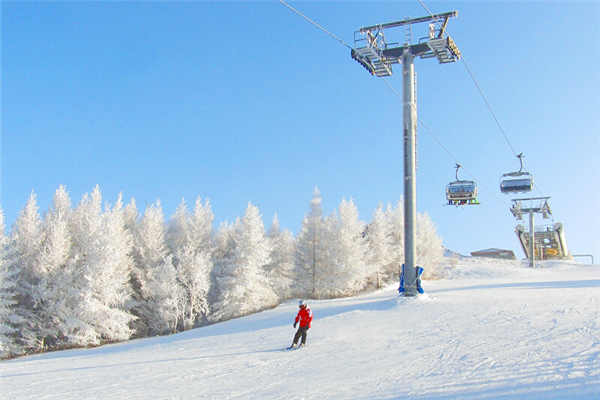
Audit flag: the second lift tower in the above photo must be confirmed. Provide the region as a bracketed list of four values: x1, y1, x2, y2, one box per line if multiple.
[351, 11, 460, 296]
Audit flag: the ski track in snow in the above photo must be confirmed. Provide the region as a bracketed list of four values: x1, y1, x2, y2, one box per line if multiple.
[2, 258, 599, 399]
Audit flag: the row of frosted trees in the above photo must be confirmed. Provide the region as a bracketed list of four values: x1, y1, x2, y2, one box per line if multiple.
[0, 186, 443, 358]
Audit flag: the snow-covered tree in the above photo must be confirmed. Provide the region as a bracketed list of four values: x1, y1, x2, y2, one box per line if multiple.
[387, 197, 405, 281]
[211, 203, 277, 322]
[416, 212, 444, 280]
[265, 215, 295, 301]
[295, 188, 334, 299]
[131, 201, 182, 335]
[123, 198, 139, 233]
[122, 198, 142, 334]
[174, 244, 211, 330]
[145, 253, 181, 334]
[167, 197, 214, 251]
[68, 187, 135, 346]
[166, 197, 215, 330]
[327, 198, 372, 296]
[366, 203, 394, 288]
[0, 209, 20, 358]
[213, 220, 236, 267]
[36, 185, 75, 348]
[190, 198, 214, 253]
[9, 192, 44, 350]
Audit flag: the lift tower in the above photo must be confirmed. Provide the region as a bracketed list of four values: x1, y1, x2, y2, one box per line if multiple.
[352, 12, 460, 296]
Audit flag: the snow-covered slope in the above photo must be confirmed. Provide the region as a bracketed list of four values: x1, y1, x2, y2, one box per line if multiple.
[3, 258, 599, 399]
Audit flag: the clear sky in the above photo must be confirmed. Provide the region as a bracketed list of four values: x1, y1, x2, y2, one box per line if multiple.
[2, 1, 599, 262]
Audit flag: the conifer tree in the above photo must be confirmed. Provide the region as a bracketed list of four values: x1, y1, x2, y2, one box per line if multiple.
[265, 215, 295, 301]
[295, 188, 333, 299]
[366, 203, 394, 288]
[174, 244, 211, 330]
[387, 198, 405, 280]
[68, 187, 135, 346]
[123, 198, 139, 234]
[132, 201, 181, 335]
[146, 253, 180, 334]
[416, 212, 444, 279]
[9, 192, 44, 350]
[36, 185, 75, 348]
[328, 198, 371, 296]
[190, 198, 215, 253]
[212, 203, 277, 322]
[167, 199, 190, 252]
[167, 197, 214, 330]
[0, 209, 20, 358]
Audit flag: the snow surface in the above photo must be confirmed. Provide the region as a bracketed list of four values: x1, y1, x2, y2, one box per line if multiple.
[2, 258, 599, 399]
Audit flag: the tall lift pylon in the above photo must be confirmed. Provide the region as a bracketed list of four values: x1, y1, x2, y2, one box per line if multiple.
[510, 197, 573, 266]
[352, 11, 460, 296]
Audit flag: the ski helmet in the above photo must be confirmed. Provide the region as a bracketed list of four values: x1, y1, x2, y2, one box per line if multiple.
[299, 300, 307, 308]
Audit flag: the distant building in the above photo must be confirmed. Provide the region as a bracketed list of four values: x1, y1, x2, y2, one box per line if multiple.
[470, 248, 516, 260]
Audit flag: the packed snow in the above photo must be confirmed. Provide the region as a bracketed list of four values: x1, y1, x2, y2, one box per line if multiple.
[2, 257, 599, 399]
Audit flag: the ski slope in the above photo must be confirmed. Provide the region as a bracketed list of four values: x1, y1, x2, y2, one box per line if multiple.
[2, 258, 599, 399]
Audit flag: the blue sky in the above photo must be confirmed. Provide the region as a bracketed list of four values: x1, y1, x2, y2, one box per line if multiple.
[2, 1, 599, 261]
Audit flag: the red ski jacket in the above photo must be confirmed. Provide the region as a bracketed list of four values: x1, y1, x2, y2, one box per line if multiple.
[295, 307, 313, 328]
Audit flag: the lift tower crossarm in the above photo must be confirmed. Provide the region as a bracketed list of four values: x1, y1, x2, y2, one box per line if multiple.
[359, 11, 458, 33]
[437, 15, 450, 38]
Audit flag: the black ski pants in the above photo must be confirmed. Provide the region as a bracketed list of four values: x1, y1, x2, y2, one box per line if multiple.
[293, 326, 309, 345]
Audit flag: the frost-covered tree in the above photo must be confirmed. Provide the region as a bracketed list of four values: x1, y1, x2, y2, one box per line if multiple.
[295, 188, 334, 299]
[366, 203, 394, 288]
[327, 198, 372, 296]
[167, 197, 214, 330]
[416, 212, 444, 280]
[212, 203, 277, 322]
[265, 215, 295, 301]
[167, 199, 190, 251]
[190, 198, 214, 253]
[122, 198, 141, 333]
[167, 197, 214, 253]
[123, 198, 139, 234]
[68, 187, 135, 346]
[146, 253, 181, 334]
[36, 185, 75, 348]
[132, 201, 182, 335]
[387, 197, 405, 280]
[212, 219, 236, 307]
[9, 192, 44, 350]
[0, 209, 20, 358]
[174, 244, 211, 330]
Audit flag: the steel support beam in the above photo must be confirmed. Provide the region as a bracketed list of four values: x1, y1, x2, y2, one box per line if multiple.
[360, 11, 458, 32]
[529, 210, 535, 268]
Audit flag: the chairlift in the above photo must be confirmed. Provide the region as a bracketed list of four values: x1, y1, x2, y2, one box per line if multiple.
[446, 164, 480, 206]
[500, 153, 534, 194]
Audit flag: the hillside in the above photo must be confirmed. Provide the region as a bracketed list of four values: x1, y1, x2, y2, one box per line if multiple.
[3, 258, 599, 399]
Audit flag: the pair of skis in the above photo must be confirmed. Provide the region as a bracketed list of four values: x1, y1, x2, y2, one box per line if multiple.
[284, 344, 307, 351]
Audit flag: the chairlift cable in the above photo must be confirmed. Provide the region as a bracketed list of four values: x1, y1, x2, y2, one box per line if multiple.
[280, 0, 517, 208]
[279, 0, 353, 50]
[417, 118, 512, 209]
[461, 57, 520, 159]
[419, 0, 520, 160]
[421, 0, 546, 199]
[381, 77, 511, 208]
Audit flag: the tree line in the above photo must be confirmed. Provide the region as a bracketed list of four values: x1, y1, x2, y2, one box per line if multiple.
[0, 185, 443, 358]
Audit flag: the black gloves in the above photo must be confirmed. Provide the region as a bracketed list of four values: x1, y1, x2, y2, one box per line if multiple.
[293, 322, 297, 328]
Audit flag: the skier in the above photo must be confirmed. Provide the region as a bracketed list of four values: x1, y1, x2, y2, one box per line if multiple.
[288, 300, 313, 349]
